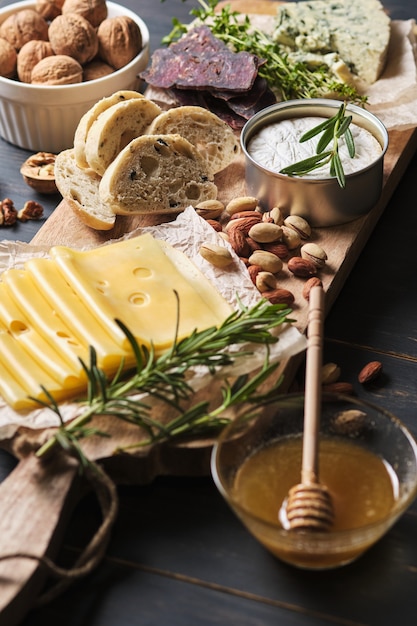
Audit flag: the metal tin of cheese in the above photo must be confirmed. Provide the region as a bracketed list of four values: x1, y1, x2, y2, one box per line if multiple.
[240, 99, 389, 227]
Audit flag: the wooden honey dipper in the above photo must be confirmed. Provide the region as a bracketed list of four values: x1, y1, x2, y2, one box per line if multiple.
[283, 285, 334, 532]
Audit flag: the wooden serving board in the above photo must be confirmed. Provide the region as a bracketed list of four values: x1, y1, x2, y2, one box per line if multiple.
[1, 0, 417, 619]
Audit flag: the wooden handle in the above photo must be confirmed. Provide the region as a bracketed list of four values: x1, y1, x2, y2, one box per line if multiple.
[301, 285, 324, 486]
[0, 454, 79, 626]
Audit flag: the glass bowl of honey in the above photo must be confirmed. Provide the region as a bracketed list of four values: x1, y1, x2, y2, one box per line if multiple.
[211, 393, 417, 570]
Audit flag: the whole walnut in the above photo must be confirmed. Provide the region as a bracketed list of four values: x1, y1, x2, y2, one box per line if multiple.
[31, 54, 83, 84]
[97, 16, 142, 70]
[0, 37, 17, 78]
[62, 0, 108, 28]
[0, 9, 49, 51]
[36, 0, 65, 21]
[83, 59, 114, 81]
[48, 13, 98, 65]
[17, 39, 54, 83]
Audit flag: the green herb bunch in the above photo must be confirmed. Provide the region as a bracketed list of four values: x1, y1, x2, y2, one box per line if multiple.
[161, 0, 367, 105]
[279, 102, 355, 187]
[35, 296, 293, 463]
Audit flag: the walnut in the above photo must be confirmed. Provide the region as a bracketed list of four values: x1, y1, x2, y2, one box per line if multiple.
[20, 152, 57, 194]
[17, 200, 45, 222]
[0, 198, 18, 226]
[17, 39, 54, 83]
[83, 59, 114, 81]
[0, 37, 17, 78]
[0, 9, 49, 51]
[31, 54, 83, 84]
[48, 12, 98, 65]
[36, 0, 65, 21]
[62, 0, 108, 28]
[97, 16, 142, 70]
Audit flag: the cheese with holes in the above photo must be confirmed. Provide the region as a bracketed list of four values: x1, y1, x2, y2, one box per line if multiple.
[273, 0, 391, 85]
[49, 234, 232, 352]
[0, 234, 232, 410]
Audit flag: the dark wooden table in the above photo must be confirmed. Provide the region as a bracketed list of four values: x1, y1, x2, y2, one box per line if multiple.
[1, 0, 417, 624]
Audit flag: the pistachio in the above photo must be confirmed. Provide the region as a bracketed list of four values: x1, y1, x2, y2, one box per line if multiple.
[248, 222, 283, 243]
[195, 199, 224, 220]
[199, 242, 234, 268]
[248, 250, 283, 274]
[281, 225, 301, 250]
[321, 362, 341, 385]
[331, 409, 367, 436]
[283, 214, 311, 239]
[255, 271, 279, 292]
[225, 196, 258, 216]
[262, 206, 284, 225]
[301, 242, 328, 268]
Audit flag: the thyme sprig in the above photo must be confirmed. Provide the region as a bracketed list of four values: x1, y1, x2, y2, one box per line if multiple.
[279, 102, 355, 188]
[35, 296, 292, 460]
[161, 0, 367, 105]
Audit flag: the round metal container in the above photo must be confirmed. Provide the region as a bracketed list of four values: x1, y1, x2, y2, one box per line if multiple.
[240, 99, 389, 227]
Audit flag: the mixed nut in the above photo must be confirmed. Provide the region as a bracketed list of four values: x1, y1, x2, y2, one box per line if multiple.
[0, 0, 143, 84]
[197, 194, 327, 307]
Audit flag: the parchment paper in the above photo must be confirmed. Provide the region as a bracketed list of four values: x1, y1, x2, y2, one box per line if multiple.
[0, 207, 306, 439]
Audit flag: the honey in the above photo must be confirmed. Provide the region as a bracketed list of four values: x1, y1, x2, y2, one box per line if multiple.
[233, 435, 397, 532]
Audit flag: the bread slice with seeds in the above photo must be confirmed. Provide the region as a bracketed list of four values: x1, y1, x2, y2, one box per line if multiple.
[99, 134, 217, 215]
[147, 105, 240, 176]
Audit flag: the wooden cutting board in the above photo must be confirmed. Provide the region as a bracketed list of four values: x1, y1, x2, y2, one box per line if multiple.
[1, 0, 417, 619]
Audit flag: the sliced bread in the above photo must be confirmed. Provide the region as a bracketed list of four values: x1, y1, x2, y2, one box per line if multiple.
[55, 148, 116, 230]
[147, 105, 240, 176]
[99, 134, 218, 215]
[84, 97, 162, 176]
[73, 90, 144, 169]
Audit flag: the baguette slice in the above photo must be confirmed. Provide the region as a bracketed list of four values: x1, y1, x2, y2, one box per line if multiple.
[84, 97, 162, 175]
[147, 105, 240, 176]
[74, 90, 144, 169]
[99, 134, 217, 215]
[55, 148, 116, 230]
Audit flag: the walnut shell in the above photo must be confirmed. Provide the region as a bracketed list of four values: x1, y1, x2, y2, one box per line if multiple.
[36, 0, 65, 21]
[83, 59, 114, 81]
[31, 54, 82, 84]
[0, 9, 49, 51]
[0, 37, 17, 78]
[97, 16, 142, 70]
[20, 152, 58, 194]
[17, 39, 54, 83]
[62, 0, 108, 28]
[48, 13, 98, 65]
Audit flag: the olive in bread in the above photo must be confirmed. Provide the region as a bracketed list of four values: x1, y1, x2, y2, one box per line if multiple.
[99, 134, 218, 215]
[55, 148, 116, 230]
[73, 90, 144, 169]
[147, 105, 240, 176]
[84, 97, 162, 176]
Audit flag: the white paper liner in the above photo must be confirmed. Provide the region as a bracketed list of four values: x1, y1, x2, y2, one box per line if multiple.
[0, 207, 306, 439]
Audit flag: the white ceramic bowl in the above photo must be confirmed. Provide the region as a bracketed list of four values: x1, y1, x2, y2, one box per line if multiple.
[0, 1, 150, 153]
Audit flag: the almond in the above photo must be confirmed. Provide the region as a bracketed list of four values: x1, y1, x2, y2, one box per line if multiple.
[225, 215, 261, 236]
[262, 288, 295, 305]
[262, 241, 290, 259]
[358, 361, 383, 384]
[322, 382, 355, 395]
[287, 256, 317, 278]
[302, 276, 323, 300]
[228, 228, 251, 257]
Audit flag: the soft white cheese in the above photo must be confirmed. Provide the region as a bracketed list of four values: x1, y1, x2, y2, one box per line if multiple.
[247, 117, 382, 179]
[273, 0, 391, 85]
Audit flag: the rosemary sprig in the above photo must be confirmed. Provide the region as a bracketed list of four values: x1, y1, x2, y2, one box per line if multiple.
[35, 297, 292, 460]
[161, 0, 367, 105]
[279, 102, 355, 188]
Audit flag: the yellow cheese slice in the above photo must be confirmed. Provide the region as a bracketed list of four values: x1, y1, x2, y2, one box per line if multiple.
[24, 258, 132, 372]
[0, 356, 35, 411]
[0, 318, 80, 408]
[50, 234, 232, 353]
[0, 282, 85, 390]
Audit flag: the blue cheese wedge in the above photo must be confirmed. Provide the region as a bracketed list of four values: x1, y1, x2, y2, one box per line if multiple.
[273, 0, 391, 85]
